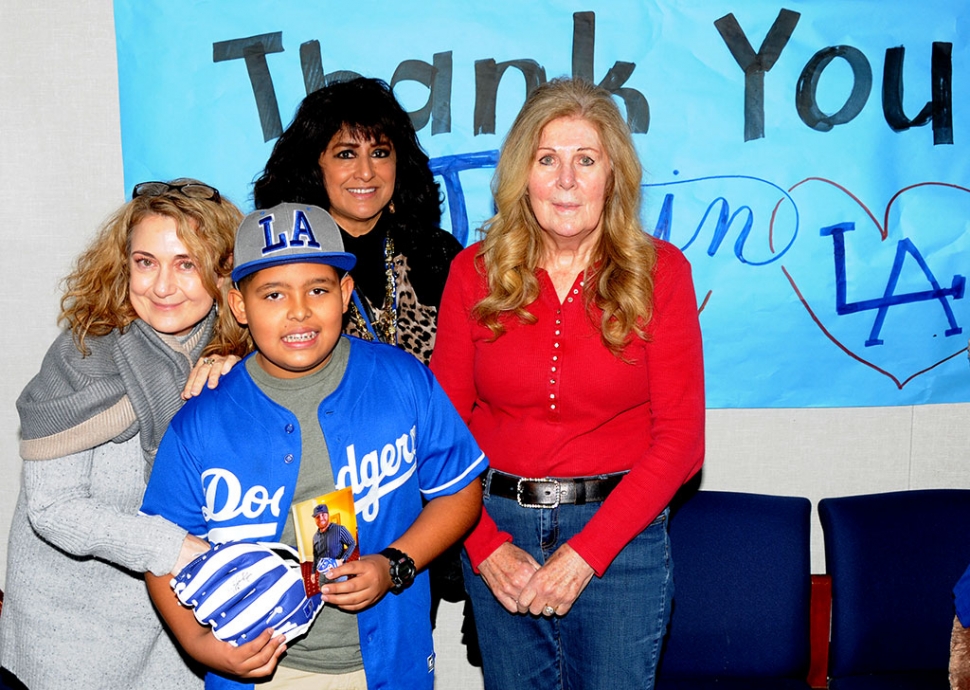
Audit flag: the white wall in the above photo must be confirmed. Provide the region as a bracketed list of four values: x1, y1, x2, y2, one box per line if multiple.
[1, 0, 125, 582]
[2, 1, 969, 687]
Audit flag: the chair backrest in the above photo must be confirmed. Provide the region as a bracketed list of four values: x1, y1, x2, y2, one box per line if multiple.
[658, 490, 813, 681]
[819, 489, 970, 680]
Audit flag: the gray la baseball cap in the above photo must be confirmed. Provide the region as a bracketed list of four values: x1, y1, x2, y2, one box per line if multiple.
[231, 202, 356, 282]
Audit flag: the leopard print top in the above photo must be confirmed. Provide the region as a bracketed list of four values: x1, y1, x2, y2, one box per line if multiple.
[341, 215, 463, 366]
[345, 253, 440, 365]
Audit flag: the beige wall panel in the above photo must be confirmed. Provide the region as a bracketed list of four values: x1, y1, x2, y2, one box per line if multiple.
[704, 406, 917, 571]
[910, 403, 970, 489]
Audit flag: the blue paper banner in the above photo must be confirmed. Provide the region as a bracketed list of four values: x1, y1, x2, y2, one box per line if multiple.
[113, 0, 970, 407]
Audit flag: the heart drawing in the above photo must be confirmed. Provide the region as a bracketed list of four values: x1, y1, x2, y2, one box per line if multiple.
[777, 178, 970, 389]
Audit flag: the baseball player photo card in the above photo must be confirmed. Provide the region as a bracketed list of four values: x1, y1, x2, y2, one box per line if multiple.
[291, 486, 360, 596]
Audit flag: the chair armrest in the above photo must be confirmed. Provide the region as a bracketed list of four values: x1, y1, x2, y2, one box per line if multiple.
[808, 574, 831, 689]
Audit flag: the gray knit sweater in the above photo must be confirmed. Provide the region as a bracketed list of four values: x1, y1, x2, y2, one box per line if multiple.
[0, 322, 212, 689]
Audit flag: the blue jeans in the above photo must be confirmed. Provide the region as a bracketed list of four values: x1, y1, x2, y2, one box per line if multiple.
[463, 484, 673, 690]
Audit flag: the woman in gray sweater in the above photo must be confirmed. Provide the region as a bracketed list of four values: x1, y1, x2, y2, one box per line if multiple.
[0, 180, 249, 689]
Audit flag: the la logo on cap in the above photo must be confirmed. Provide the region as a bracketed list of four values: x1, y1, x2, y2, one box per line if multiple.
[259, 209, 322, 256]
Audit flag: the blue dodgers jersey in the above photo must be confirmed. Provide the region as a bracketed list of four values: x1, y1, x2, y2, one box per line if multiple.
[142, 337, 487, 690]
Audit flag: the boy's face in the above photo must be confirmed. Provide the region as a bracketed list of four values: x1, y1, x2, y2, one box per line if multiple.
[229, 262, 353, 379]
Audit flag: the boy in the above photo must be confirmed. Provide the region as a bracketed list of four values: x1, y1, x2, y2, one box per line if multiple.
[142, 203, 486, 690]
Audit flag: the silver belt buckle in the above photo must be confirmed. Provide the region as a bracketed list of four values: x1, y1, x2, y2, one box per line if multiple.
[517, 477, 561, 509]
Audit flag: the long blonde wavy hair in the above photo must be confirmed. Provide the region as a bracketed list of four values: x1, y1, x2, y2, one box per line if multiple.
[474, 77, 657, 355]
[60, 180, 251, 358]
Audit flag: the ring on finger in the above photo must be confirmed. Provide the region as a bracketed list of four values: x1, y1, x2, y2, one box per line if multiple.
[543, 605, 556, 616]
[202, 357, 216, 366]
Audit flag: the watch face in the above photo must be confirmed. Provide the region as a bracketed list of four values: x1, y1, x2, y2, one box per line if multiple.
[389, 556, 415, 589]
[382, 548, 415, 591]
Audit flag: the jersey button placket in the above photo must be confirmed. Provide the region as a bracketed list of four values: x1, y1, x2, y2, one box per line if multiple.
[284, 424, 296, 463]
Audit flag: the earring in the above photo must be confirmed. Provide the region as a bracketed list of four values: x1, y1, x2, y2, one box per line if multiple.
[388, 200, 396, 214]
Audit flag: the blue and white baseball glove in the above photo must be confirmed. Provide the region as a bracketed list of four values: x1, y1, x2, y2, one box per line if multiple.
[171, 541, 322, 646]
[316, 556, 348, 584]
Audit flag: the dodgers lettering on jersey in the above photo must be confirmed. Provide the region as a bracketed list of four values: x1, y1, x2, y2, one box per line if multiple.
[336, 425, 417, 522]
[202, 469, 286, 543]
[202, 424, 419, 541]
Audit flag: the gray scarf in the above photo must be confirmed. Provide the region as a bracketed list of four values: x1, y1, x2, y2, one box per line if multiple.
[18, 308, 216, 473]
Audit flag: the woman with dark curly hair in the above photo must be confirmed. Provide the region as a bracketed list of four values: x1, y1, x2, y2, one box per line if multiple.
[252, 77, 462, 365]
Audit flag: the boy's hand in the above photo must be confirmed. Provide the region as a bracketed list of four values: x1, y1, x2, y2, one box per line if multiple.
[147, 571, 286, 680]
[319, 554, 393, 611]
[197, 628, 287, 679]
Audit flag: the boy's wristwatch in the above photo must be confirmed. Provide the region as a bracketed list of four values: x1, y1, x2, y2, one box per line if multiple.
[380, 547, 416, 594]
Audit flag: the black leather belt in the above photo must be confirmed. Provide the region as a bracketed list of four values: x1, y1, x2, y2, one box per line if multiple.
[486, 469, 626, 508]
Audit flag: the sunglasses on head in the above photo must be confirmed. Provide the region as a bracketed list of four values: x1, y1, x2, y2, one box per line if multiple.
[132, 181, 222, 203]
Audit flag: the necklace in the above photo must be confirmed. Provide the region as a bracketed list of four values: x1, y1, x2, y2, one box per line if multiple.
[350, 232, 398, 344]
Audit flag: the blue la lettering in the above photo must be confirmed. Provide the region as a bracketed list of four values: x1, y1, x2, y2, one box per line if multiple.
[821, 222, 965, 346]
[260, 210, 322, 255]
[289, 209, 321, 248]
[259, 215, 286, 254]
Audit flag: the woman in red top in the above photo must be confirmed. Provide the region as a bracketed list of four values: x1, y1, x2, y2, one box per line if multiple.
[430, 78, 705, 690]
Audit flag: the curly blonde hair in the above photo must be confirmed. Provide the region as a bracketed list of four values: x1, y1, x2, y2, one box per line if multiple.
[474, 77, 656, 355]
[60, 179, 251, 357]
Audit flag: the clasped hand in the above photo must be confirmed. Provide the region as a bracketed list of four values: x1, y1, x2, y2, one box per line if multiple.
[479, 542, 594, 617]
